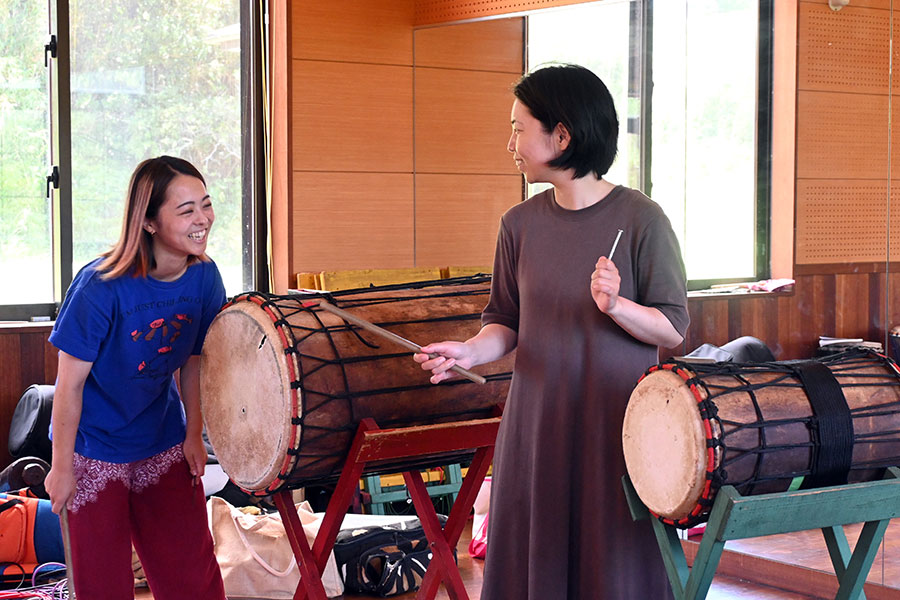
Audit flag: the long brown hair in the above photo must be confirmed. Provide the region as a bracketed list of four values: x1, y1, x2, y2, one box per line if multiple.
[98, 156, 208, 279]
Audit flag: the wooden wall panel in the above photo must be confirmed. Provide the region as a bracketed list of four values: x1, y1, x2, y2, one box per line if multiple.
[414, 18, 523, 72]
[415, 67, 521, 174]
[795, 91, 888, 180]
[292, 61, 413, 173]
[292, 0, 414, 65]
[664, 274, 883, 364]
[415, 174, 520, 267]
[795, 180, 889, 264]
[0, 326, 57, 469]
[798, 3, 890, 95]
[291, 172, 415, 272]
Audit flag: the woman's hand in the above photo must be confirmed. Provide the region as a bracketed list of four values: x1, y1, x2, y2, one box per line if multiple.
[413, 341, 476, 384]
[45, 466, 76, 515]
[591, 256, 621, 314]
[182, 432, 207, 486]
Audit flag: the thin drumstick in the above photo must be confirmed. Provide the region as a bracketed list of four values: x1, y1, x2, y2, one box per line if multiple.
[608, 229, 624, 261]
[313, 301, 487, 385]
[61, 506, 75, 597]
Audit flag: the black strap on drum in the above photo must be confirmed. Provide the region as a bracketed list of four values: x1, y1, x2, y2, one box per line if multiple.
[793, 360, 853, 489]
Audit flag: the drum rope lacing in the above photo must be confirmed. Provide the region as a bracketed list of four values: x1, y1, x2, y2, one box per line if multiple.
[225, 283, 512, 495]
[641, 348, 900, 527]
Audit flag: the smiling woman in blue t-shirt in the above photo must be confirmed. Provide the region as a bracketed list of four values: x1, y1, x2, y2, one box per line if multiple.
[46, 156, 227, 600]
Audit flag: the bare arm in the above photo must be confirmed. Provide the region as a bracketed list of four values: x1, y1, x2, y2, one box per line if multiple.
[415, 323, 518, 384]
[605, 297, 684, 348]
[592, 256, 684, 349]
[179, 355, 207, 482]
[45, 351, 91, 514]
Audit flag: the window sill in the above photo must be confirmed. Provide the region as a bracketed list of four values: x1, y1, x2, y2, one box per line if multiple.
[687, 287, 794, 300]
[0, 321, 55, 333]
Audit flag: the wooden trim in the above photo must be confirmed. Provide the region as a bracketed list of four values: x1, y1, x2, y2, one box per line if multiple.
[414, 0, 593, 26]
[771, 0, 797, 279]
[270, 0, 292, 294]
[793, 262, 892, 275]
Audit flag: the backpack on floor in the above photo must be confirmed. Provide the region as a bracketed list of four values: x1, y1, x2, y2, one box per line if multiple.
[0, 492, 64, 588]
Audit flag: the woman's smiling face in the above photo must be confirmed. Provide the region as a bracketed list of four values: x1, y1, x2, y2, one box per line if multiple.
[507, 99, 561, 184]
[145, 174, 214, 265]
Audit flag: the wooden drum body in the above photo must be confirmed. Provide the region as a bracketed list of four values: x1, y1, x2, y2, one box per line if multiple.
[622, 351, 900, 527]
[200, 279, 512, 496]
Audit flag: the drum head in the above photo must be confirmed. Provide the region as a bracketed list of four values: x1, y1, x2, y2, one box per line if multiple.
[622, 369, 707, 521]
[200, 302, 296, 492]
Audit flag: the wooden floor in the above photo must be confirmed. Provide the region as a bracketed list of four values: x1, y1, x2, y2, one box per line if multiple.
[133, 517, 892, 599]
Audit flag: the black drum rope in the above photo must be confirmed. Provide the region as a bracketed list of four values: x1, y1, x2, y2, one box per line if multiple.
[236, 282, 513, 489]
[671, 348, 900, 497]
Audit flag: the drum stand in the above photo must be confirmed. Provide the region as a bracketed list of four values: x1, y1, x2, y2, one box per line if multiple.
[623, 468, 900, 600]
[272, 414, 501, 600]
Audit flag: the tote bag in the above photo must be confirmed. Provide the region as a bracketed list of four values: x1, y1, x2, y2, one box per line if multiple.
[207, 496, 343, 599]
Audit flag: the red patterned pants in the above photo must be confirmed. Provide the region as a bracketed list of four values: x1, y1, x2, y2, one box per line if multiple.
[68, 444, 225, 599]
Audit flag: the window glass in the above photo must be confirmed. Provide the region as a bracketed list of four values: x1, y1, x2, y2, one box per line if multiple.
[69, 0, 243, 292]
[527, 1, 638, 195]
[0, 1, 52, 304]
[526, 0, 762, 284]
[652, 0, 758, 281]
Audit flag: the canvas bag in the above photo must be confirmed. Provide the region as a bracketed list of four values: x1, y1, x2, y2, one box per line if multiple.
[207, 496, 343, 599]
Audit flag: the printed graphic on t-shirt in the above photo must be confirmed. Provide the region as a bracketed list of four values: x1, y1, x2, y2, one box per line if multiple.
[130, 313, 193, 377]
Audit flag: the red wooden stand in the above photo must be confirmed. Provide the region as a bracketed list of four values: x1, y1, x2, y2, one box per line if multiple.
[272, 414, 501, 600]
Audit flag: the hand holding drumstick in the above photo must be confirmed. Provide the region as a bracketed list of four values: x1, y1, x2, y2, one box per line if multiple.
[311, 301, 486, 384]
[591, 229, 623, 314]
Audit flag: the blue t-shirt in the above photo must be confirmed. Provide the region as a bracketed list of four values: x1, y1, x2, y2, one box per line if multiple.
[49, 258, 226, 463]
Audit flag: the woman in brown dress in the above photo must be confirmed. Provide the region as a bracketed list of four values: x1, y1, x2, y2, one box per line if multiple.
[415, 64, 689, 599]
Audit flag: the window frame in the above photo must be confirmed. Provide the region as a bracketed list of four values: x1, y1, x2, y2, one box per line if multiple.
[0, 0, 266, 321]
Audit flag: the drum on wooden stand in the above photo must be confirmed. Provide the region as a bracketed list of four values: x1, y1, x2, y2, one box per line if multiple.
[200, 277, 513, 496]
[622, 349, 900, 527]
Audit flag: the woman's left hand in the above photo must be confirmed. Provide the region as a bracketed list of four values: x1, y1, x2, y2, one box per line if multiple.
[591, 256, 621, 314]
[182, 432, 207, 486]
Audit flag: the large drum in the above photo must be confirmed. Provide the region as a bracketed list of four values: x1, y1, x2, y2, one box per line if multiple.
[200, 278, 513, 496]
[622, 350, 900, 527]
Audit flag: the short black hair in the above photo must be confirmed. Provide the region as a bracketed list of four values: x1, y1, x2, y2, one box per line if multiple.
[513, 64, 619, 179]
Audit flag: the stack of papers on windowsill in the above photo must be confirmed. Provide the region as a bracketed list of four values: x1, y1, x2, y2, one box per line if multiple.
[691, 278, 795, 295]
[818, 336, 883, 351]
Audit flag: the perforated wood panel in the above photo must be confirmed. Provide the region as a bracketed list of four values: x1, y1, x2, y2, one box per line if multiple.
[798, 3, 890, 94]
[796, 90, 888, 180]
[795, 180, 891, 264]
[414, 0, 590, 26]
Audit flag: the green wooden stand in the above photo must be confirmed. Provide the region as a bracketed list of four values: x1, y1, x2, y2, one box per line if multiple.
[363, 463, 463, 515]
[623, 467, 900, 600]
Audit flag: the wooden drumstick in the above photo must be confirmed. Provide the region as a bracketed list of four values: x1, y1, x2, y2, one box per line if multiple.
[61, 506, 75, 597]
[608, 229, 624, 261]
[312, 301, 487, 385]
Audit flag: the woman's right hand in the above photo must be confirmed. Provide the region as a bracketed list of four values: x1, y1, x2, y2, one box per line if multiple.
[45, 466, 76, 515]
[413, 341, 476, 384]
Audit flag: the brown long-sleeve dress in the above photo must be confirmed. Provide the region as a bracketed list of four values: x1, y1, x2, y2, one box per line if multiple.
[480, 186, 689, 599]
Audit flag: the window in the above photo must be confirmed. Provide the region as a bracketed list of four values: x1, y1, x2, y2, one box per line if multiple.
[0, 0, 263, 319]
[526, 0, 771, 287]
